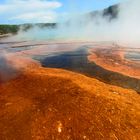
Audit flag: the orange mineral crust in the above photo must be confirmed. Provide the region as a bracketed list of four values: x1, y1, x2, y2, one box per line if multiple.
[0, 65, 140, 139]
[88, 46, 140, 79]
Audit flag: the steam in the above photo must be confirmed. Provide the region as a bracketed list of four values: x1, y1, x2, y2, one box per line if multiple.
[116, 0, 140, 45]
[0, 0, 140, 82]
[0, 52, 19, 82]
[7, 0, 139, 46]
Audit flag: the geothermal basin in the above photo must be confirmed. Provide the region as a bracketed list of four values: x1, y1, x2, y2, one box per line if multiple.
[1, 40, 140, 92]
[0, 39, 140, 139]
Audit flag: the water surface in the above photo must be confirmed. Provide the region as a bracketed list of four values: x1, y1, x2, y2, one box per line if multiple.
[125, 52, 140, 62]
[35, 47, 140, 93]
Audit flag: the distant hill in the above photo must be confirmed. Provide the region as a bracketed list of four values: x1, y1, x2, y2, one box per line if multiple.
[0, 25, 19, 35]
[0, 23, 57, 35]
[65, 4, 119, 27]
[103, 4, 119, 20]
[0, 4, 119, 35]
[89, 4, 119, 21]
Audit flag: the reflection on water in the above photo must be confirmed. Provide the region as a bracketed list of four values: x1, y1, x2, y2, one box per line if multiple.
[0, 40, 140, 93]
[0, 41, 37, 53]
[7, 46, 34, 53]
[35, 47, 140, 93]
[125, 52, 140, 61]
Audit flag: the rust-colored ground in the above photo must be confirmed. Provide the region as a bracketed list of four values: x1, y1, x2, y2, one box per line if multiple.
[0, 55, 140, 140]
[88, 45, 140, 79]
[0, 41, 140, 139]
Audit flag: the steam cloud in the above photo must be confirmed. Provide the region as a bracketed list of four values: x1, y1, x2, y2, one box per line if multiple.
[8, 0, 140, 46]
[0, 0, 140, 83]
[0, 53, 19, 82]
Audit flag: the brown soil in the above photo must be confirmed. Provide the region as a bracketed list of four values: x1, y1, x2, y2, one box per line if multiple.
[88, 46, 140, 79]
[0, 57, 140, 139]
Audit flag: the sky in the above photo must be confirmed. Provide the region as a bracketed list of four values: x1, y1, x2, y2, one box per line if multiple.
[0, 0, 122, 24]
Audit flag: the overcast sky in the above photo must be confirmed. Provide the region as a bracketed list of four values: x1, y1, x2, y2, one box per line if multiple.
[0, 0, 122, 24]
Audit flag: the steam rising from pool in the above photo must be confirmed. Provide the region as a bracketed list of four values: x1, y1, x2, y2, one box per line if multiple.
[1, 0, 140, 86]
[6, 0, 140, 47]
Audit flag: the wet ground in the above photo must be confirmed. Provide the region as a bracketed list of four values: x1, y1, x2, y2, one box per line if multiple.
[34, 47, 140, 93]
[0, 67, 139, 140]
[0, 40, 140, 139]
[0, 40, 140, 92]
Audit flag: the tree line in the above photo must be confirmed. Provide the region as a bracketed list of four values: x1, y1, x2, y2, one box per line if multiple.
[0, 23, 57, 35]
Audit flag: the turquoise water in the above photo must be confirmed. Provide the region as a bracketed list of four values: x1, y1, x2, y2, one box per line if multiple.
[16, 28, 60, 41]
[13, 26, 91, 41]
[125, 52, 140, 61]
